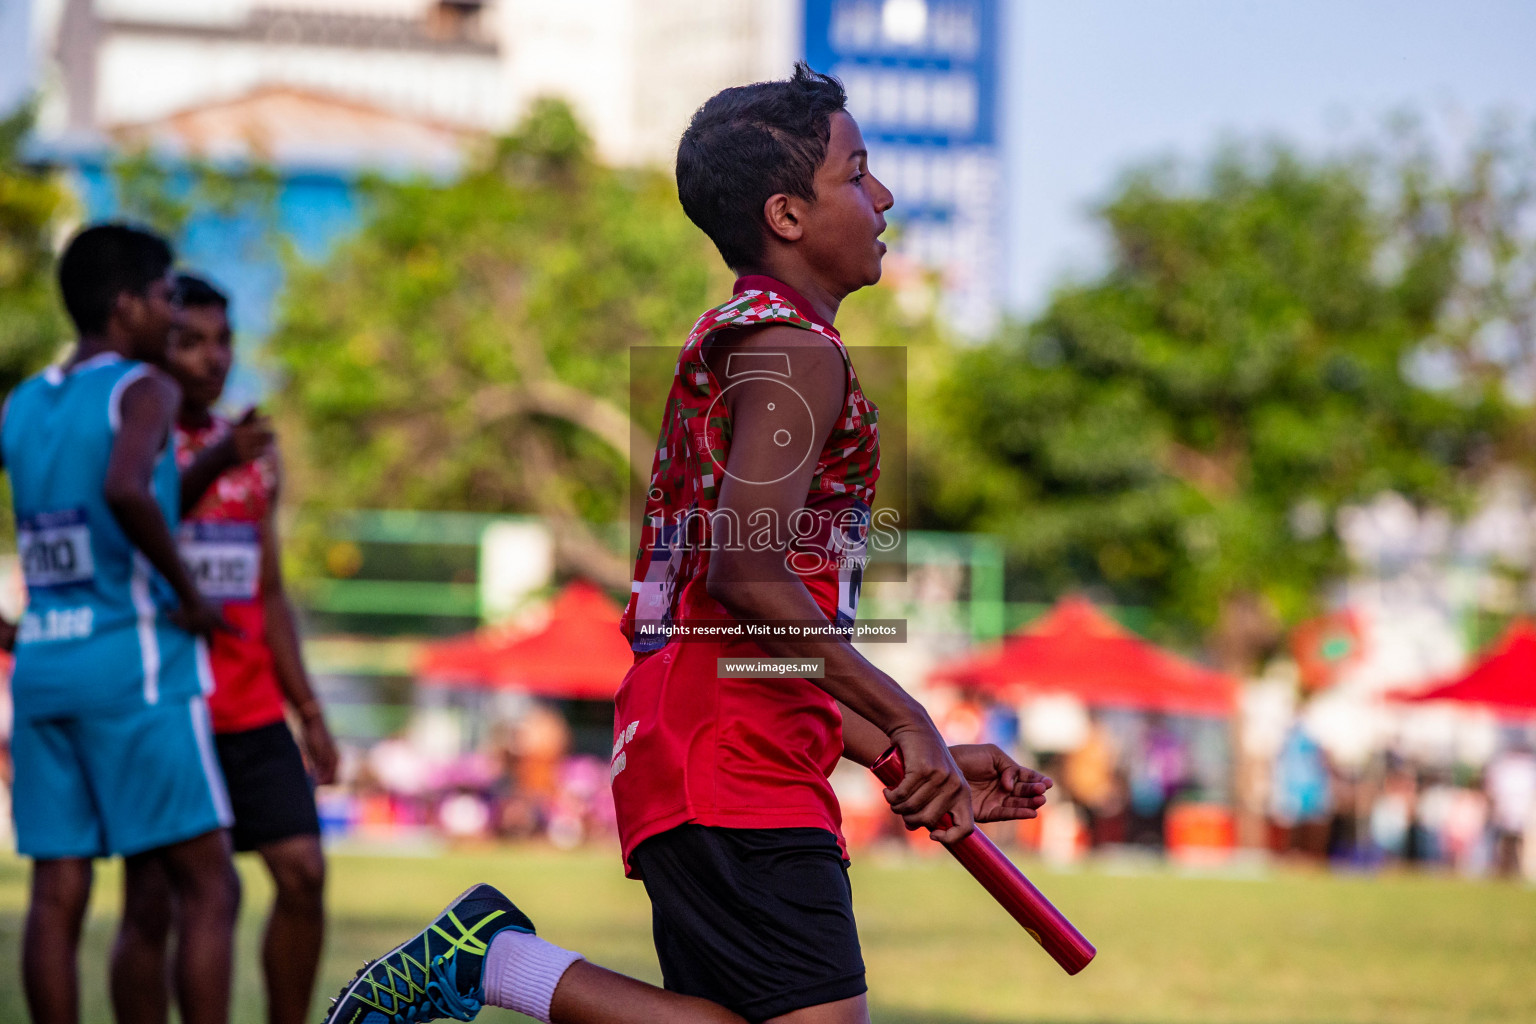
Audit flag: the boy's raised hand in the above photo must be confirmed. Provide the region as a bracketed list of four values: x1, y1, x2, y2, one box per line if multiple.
[225, 406, 275, 465]
[179, 407, 275, 516]
[300, 715, 340, 786]
[951, 743, 1053, 823]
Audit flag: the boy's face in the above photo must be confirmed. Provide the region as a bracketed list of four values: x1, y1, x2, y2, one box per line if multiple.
[119, 271, 181, 364]
[799, 111, 894, 291]
[165, 303, 233, 410]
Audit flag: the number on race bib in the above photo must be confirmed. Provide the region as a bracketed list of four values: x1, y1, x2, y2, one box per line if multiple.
[179, 521, 262, 602]
[18, 509, 96, 589]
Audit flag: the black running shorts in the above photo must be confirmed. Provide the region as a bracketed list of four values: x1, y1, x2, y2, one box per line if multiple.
[629, 824, 867, 1022]
[213, 720, 322, 853]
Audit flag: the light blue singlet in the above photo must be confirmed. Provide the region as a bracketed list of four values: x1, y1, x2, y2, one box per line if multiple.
[2, 352, 207, 720]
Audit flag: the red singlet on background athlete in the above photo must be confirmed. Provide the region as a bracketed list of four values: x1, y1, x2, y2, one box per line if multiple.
[165, 273, 337, 1024]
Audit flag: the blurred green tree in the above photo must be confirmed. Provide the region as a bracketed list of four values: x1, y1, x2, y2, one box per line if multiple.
[1377, 118, 1536, 463]
[270, 100, 730, 586]
[918, 137, 1526, 670]
[0, 104, 72, 394]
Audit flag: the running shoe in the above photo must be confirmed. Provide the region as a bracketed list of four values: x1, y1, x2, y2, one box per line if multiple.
[323, 883, 532, 1024]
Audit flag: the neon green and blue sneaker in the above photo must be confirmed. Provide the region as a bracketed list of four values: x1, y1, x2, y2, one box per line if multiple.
[323, 883, 532, 1024]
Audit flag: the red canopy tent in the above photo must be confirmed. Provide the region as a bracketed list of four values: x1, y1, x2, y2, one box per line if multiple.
[1395, 620, 1536, 715]
[929, 597, 1237, 717]
[417, 581, 633, 700]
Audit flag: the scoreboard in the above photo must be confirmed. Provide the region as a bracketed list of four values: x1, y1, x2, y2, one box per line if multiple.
[804, 0, 1003, 335]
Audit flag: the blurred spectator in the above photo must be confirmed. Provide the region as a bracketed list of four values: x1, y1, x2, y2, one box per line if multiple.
[1063, 721, 1126, 846]
[1127, 715, 1188, 848]
[981, 703, 1019, 751]
[1324, 765, 1367, 866]
[1485, 737, 1536, 877]
[1269, 724, 1332, 860]
[1370, 768, 1417, 863]
[1038, 794, 1085, 865]
[1442, 782, 1490, 876]
[514, 703, 572, 802]
[939, 698, 984, 745]
[547, 755, 614, 849]
[489, 740, 541, 839]
[439, 789, 493, 839]
[1416, 772, 1456, 866]
[368, 736, 432, 799]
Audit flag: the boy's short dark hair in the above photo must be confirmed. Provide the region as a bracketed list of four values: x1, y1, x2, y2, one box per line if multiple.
[676, 62, 848, 271]
[57, 223, 174, 334]
[173, 273, 230, 314]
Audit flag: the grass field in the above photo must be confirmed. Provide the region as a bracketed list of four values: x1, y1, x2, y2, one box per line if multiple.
[1, 844, 1533, 1024]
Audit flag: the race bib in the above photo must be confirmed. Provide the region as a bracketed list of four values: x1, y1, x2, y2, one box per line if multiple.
[834, 502, 870, 627]
[631, 521, 685, 652]
[180, 521, 261, 602]
[19, 509, 95, 588]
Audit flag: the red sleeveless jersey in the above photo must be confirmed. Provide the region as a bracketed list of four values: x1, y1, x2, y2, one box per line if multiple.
[611, 276, 881, 874]
[175, 416, 286, 734]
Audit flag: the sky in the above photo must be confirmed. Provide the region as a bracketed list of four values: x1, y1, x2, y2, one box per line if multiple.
[3, 1, 1535, 315]
[0, 0, 28, 111]
[1003, 0, 1536, 314]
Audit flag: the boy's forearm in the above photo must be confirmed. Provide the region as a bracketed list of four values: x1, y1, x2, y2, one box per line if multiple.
[179, 439, 235, 516]
[814, 646, 928, 738]
[106, 488, 202, 606]
[837, 703, 892, 766]
[707, 569, 928, 737]
[264, 590, 320, 718]
[106, 375, 202, 608]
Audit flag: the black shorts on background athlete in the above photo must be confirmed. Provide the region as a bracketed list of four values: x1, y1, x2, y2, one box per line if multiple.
[214, 721, 321, 852]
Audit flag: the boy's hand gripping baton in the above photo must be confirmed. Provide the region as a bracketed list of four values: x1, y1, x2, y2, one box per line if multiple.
[871, 746, 1097, 975]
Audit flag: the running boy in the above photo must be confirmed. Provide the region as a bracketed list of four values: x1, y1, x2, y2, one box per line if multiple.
[322, 64, 1051, 1024]
[134, 272, 336, 1024]
[1, 224, 240, 1024]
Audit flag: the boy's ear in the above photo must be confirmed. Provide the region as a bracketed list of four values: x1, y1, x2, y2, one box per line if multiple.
[110, 289, 137, 330]
[762, 193, 806, 244]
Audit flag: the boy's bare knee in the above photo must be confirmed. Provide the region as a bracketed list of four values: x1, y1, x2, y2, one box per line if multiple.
[168, 840, 242, 920]
[268, 840, 326, 908]
[30, 860, 93, 917]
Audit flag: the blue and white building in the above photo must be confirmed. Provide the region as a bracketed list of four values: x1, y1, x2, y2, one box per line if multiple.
[14, 0, 1002, 361]
[804, 0, 1003, 335]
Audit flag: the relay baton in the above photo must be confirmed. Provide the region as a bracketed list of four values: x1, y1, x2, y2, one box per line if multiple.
[871, 746, 1096, 975]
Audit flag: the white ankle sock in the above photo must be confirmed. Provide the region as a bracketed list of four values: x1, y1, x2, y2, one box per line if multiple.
[482, 929, 584, 1022]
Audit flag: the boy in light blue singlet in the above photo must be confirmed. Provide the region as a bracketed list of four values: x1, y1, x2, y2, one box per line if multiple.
[0, 225, 240, 1024]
